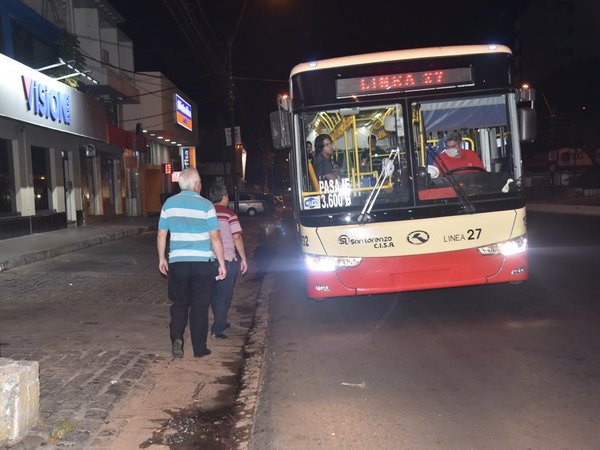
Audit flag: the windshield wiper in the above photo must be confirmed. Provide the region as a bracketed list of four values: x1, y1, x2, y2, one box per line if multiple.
[358, 147, 401, 223]
[445, 173, 476, 213]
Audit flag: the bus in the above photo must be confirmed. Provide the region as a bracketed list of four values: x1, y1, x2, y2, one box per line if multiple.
[270, 45, 536, 299]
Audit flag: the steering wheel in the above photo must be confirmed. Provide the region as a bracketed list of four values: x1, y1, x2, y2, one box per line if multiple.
[445, 166, 487, 175]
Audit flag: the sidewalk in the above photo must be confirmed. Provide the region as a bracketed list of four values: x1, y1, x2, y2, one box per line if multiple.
[0, 217, 158, 272]
[0, 214, 276, 449]
[526, 196, 600, 216]
[526, 201, 600, 216]
[525, 188, 600, 216]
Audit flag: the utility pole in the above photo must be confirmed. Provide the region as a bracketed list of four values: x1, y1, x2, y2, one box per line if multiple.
[227, 0, 248, 214]
[228, 43, 239, 213]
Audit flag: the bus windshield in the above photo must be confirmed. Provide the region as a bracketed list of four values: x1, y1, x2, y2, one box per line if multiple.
[297, 93, 518, 213]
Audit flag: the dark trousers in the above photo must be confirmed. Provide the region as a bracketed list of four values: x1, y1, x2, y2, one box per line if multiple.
[168, 261, 215, 356]
[210, 259, 239, 334]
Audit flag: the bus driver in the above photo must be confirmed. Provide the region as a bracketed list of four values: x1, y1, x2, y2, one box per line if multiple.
[433, 131, 484, 176]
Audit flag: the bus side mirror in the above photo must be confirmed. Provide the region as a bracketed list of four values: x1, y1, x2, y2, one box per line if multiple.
[518, 107, 537, 143]
[270, 110, 292, 149]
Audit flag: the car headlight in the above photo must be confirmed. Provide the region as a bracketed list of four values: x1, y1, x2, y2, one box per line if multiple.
[477, 235, 527, 256]
[304, 254, 363, 272]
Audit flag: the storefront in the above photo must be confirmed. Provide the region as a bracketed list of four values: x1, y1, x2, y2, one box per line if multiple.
[0, 52, 119, 239]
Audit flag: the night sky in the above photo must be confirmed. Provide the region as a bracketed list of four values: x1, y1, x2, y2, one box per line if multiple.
[107, 0, 600, 161]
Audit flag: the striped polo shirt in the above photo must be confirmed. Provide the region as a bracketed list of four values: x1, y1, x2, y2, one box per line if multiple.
[214, 204, 242, 261]
[158, 190, 219, 263]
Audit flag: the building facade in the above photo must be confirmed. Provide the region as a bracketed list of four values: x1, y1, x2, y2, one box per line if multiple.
[0, 0, 199, 239]
[122, 72, 199, 216]
[0, 42, 121, 238]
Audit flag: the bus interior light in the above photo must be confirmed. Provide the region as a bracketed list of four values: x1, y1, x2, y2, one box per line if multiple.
[477, 236, 528, 256]
[305, 254, 362, 272]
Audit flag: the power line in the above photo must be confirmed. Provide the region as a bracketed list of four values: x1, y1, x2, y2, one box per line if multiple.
[161, 0, 225, 83]
[119, 86, 225, 123]
[79, 50, 164, 79]
[234, 76, 287, 83]
[192, 1, 224, 56]
[120, 110, 174, 123]
[79, 42, 219, 81]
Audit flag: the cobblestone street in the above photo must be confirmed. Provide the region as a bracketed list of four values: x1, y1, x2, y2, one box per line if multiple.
[0, 217, 268, 449]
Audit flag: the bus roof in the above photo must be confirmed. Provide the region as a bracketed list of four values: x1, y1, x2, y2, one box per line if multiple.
[290, 44, 512, 78]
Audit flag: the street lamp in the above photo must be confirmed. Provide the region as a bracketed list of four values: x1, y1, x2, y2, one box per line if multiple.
[227, 0, 249, 214]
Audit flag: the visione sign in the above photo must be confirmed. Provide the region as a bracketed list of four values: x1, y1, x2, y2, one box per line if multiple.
[0, 52, 106, 141]
[21, 75, 72, 125]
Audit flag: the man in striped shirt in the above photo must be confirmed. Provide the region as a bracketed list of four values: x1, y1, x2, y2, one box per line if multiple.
[208, 182, 248, 338]
[157, 168, 226, 358]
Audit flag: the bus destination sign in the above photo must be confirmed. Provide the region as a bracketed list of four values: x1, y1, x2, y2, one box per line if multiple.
[335, 67, 473, 98]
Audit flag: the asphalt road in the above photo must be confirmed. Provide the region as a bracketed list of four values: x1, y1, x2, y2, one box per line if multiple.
[250, 211, 600, 449]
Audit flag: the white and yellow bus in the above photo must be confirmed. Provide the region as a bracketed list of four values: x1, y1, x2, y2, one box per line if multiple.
[271, 45, 536, 299]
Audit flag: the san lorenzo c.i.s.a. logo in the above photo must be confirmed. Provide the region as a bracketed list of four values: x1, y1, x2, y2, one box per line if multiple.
[406, 230, 430, 245]
[338, 234, 395, 249]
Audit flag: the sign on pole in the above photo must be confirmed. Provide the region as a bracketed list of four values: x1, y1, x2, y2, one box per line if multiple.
[174, 94, 193, 131]
[180, 147, 196, 169]
[225, 126, 241, 146]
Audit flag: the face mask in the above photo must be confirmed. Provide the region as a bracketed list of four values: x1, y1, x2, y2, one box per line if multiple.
[445, 147, 459, 158]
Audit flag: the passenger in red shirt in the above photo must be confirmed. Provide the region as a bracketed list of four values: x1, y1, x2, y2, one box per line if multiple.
[433, 131, 485, 176]
[208, 182, 248, 339]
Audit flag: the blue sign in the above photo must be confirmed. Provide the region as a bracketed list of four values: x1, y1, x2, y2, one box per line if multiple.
[304, 196, 321, 209]
[21, 76, 71, 125]
[181, 147, 190, 169]
[175, 94, 193, 131]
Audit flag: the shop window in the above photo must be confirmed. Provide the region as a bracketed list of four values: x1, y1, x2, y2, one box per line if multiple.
[0, 17, 4, 54]
[104, 101, 119, 126]
[31, 146, 51, 212]
[0, 139, 14, 214]
[10, 19, 54, 68]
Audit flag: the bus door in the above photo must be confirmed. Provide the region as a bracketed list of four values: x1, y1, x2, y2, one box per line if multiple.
[297, 104, 409, 212]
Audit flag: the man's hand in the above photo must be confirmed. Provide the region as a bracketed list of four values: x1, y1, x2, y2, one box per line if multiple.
[158, 257, 169, 275]
[240, 258, 248, 275]
[215, 263, 227, 281]
[210, 229, 227, 281]
[157, 230, 169, 276]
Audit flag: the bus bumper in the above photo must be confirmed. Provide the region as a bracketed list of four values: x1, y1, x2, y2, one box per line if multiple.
[304, 249, 528, 299]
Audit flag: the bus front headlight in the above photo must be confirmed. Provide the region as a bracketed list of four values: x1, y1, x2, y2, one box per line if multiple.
[304, 254, 363, 272]
[477, 235, 528, 256]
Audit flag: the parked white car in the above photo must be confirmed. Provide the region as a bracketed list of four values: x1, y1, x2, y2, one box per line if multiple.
[229, 193, 265, 216]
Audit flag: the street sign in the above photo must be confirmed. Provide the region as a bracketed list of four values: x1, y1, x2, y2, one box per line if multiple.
[225, 126, 241, 146]
[180, 147, 196, 169]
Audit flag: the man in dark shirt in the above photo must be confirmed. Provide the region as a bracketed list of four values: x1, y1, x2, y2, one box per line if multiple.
[313, 133, 338, 181]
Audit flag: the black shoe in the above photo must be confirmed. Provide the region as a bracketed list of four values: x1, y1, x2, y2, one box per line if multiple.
[172, 339, 184, 358]
[194, 348, 212, 358]
[212, 333, 228, 339]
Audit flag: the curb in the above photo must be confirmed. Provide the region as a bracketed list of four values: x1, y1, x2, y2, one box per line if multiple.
[233, 275, 273, 449]
[526, 203, 600, 216]
[0, 225, 156, 272]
